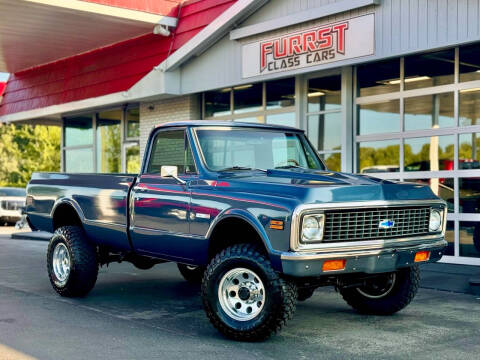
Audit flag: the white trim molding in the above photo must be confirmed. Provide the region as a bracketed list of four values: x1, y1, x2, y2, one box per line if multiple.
[23, 0, 177, 25]
[230, 0, 380, 41]
[159, 0, 270, 72]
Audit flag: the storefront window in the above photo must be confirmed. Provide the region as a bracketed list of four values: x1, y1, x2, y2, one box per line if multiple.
[97, 110, 121, 173]
[404, 93, 454, 131]
[358, 139, 400, 174]
[65, 148, 94, 173]
[266, 78, 295, 109]
[459, 89, 480, 126]
[403, 178, 454, 212]
[320, 153, 341, 172]
[203, 79, 295, 125]
[205, 90, 231, 117]
[459, 222, 480, 258]
[307, 75, 341, 113]
[358, 100, 400, 135]
[404, 49, 455, 90]
[460, 178, 480, 213]
[357, 58, 400, 96]
[307, 113, 341, 152]
[355, 47, 480, 263]
[63, 107, 139, 174]
[445, 221, 455, 256]
[266, 113, 295, 127]
[459, 133, 480, 165]
[404, 135, 454, 171]
[233, 116, 264, 123]
[64, 116, 93, 147]
[459, 43, 480, 82]
[126, 144, 140, 174]
[126, 108, 140, 138]
[233, 83, 262, 114]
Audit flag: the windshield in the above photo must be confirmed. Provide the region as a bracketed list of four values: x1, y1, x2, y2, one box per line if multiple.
[0, 188, 26, 197]
[195, 128, 325, 172]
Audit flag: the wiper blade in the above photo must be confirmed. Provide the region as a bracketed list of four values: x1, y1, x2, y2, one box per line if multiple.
[218, 166, 266, 172]
[274, 165, 305, 169]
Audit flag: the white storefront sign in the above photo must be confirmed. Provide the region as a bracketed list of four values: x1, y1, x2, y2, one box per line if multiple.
[242, 14, 375, 78]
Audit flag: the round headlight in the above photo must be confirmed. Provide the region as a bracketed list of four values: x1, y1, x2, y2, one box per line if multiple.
[301, 215, 324, 242]
[429, 209, 442, 232]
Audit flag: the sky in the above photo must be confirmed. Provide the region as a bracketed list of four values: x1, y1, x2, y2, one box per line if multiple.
[0, 72, 9, 82]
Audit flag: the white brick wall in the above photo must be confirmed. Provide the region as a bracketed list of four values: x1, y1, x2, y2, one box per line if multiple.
[139, 95, 201, 161]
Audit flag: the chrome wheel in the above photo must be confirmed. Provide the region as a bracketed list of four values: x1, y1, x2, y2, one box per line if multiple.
[52, 243, 71, 286]
[218, 268, 265, 321]
[357, 273, 397, 299]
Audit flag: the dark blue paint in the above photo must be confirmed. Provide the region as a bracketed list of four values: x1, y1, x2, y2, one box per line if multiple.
[26, 121, 441, 268]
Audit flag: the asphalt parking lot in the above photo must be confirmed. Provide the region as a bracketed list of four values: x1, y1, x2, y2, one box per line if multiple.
[0, 234, 479, 360]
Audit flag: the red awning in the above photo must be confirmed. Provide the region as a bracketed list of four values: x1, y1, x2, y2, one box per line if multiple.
[0, 82, 6, 97]
[0, 0, 239, 117]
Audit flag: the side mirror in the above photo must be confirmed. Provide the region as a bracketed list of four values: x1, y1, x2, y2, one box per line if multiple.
[160, 166, 186, 185]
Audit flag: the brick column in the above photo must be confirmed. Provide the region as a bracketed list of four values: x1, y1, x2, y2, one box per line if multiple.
[139, 94, 201, 161]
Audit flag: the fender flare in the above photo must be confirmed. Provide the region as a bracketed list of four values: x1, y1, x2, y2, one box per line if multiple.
[50, 198, 86, 227]
[206, 208, 273, 253]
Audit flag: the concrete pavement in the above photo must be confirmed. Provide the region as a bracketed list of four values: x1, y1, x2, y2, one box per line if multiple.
[0, 234, 479, 360]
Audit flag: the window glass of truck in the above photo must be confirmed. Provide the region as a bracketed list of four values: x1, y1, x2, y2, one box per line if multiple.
[195, 128, 325, 171]
[147, 130, 196, 174]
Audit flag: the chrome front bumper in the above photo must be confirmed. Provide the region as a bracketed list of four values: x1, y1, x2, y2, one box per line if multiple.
[280, 236, 447, 277]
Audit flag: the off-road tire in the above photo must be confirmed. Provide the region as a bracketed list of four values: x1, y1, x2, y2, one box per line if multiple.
[177, 264, 205, 284]
[297, 287, 315, 302]
[47, 226, 98, 297]
[201, 244, 297, 341]
[340, 266, 420, 315]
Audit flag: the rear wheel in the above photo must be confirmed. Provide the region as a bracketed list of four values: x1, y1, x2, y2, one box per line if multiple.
[177, 264, 205, 284]
[47, 226, 98, 297]
[202, 244, 297, 341]
[340, 266, 420, 315]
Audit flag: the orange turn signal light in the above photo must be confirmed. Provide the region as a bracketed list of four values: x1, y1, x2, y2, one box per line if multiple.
[414, 251, 430, 263]
[269, 220, 284, 230]
[322, 259, 346, 272]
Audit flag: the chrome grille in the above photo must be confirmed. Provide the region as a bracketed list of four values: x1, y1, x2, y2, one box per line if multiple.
[322, 206, 430, 242]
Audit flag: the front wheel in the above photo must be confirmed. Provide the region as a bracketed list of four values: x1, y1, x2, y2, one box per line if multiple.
[202, 244, 297, 341]
[340, 266, 420, 315]
[47, 226, 98, 297]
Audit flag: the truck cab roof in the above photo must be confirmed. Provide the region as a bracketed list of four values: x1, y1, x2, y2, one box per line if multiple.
[155, 120, 304, 133]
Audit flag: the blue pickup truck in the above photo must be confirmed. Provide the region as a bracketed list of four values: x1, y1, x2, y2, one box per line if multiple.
[26, 121, 447, 340]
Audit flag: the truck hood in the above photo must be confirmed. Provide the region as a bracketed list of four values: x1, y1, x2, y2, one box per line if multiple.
[213, 169, 438, 205]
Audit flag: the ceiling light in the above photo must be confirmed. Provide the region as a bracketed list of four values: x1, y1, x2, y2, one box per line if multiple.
[233, 84, 253, 90]
[460, 87, 480, 93]
[387, 76, 431, 85]
[308, 91, 325, 98]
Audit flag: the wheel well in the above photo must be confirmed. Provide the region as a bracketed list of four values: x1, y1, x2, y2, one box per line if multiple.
[208, 217, 266, 260]
[52, 203, 82, 231]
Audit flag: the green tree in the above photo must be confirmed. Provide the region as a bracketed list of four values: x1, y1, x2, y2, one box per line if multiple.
[0, 124, 60, 187]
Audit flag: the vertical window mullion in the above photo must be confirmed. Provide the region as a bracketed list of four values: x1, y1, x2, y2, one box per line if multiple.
[92, 113, 97, 173]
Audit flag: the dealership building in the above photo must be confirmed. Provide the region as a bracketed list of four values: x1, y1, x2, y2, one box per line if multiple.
[1, 0, 480, 266]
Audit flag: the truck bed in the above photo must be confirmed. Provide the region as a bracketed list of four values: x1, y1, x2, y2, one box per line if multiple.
[27, 172, 137, 251]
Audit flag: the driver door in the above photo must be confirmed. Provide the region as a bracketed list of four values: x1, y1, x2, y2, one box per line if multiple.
[130, 128, 198, 261]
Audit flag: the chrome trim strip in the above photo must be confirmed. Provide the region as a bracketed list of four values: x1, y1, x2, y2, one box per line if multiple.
[281, 239, 447, 261]
[131, 225, 205, 239]
[83, 219, 126, 232]
[290, 199, 448, 252]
